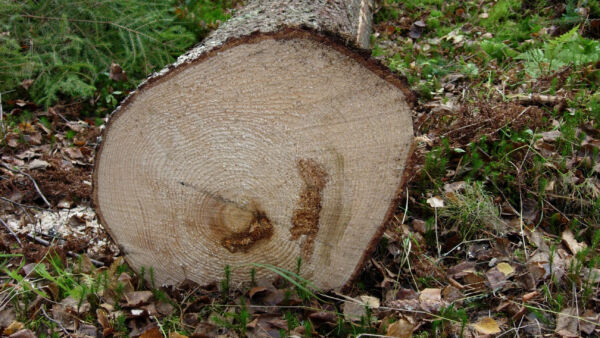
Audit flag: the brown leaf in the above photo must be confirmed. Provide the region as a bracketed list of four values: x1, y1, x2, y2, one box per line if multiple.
[442, 285, 463, 303]
[139, 325, 162, 338]
[522, 291, 538, 302]
[471, 317, 501, 335]
[3, 322, 24, 336]
[343, 300, 367, 322]
[28, 159, 50, 170]
[486, 267, 508, 290]
[20, 79, 33, 90]
[64, 147, 84, 160]
[117, 272, 135, 294]
[124, 291, 153, 307]
[419, 288, 444, 312]
[562, 230, 587, 254]
[110, 62, 128, 82]
[448, 261, 476, 278]
[248, 286, 268, 299]
[580, 310, 600, 335]
[496, 262, 515, 276]
[386, 317, 415, 338]
[97, 308, 111, 330]
[555, 307, 578, 337]
[8, 329, 35, 338]
[0, 308, 16, 329]
[193, 321, 218, 337]
[169, 331, 188, 338]
[261, 288, 286, 306]
[309, 311, 337, 323]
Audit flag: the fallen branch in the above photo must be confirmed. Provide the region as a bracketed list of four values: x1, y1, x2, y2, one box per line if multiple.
[510, 93, 567, 108]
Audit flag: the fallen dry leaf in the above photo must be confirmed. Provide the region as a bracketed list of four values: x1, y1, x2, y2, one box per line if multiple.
[486, 267, 508, 290]
[580, 310, 600, 335]
[64, 147, 83, 160]
[124, 291, 153, 307]
[110, 62, 128, 82]
[471, 317, 501, 335]
[168, 331, 188, 338]
[28, 159, 50, 170]
[555, 307, 579, 337]
[359, 295, 380, 309]
[496, 262, 515, 276]
[139, 325, 162, 338]
[426, 196, 444, 208]
[419, 288, 444, 312]
[343, 300, 367, 322]
[3, 322, 24, 336]
[8, 329, 35, 338]
[562, 230, 587, 254]
[386, 317, 415, 338]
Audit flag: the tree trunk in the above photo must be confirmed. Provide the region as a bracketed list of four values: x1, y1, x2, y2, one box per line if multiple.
[93, 0, 414, 290]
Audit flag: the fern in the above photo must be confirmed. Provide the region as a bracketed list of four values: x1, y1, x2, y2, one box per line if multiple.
[518, 26, 600, 78]
[0, 0, 232, 107]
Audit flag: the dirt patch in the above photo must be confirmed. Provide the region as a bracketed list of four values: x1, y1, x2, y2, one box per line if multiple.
[290, 158, 329, 260]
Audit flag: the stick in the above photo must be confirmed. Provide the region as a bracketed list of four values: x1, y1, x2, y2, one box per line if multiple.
[26, 234, 105, 267]
[0, 217, 22, 247]
[41, 306, 72, 337]
[1, 162, 52, 208]
[0, 196, 49, 211]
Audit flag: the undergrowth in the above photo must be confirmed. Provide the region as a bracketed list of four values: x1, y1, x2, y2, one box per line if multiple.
[0, 0, 235, 108]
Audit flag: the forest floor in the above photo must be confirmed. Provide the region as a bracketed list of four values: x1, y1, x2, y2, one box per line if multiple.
[1, 0, 600, 337]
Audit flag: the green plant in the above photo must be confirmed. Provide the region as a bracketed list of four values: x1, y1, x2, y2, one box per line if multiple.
[431, 304, 468, 336]
[518, 26, 600, 78]
[221, 264, 231, 296]
[0, 0, 204, 106]
[439, 182, 504, 240]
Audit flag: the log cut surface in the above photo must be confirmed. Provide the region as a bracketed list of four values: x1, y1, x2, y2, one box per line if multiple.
[94, 2, 414, 291]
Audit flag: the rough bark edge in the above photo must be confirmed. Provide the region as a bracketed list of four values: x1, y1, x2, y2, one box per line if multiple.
[342, 140, 417, 292]
[92, 27, 416, 289]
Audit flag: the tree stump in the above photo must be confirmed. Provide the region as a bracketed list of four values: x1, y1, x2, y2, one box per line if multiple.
[93, 0, 414, 290]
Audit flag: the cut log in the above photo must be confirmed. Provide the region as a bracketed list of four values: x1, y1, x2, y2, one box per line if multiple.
[93, 0, 414, 290]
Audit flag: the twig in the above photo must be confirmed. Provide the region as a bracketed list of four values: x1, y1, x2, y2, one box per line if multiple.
[510, 93, 566, 106]
[0, 196, 49, 211]
[508, 160, 529, 261]
[26, 234, 105, 267]
[1, 162, 52, 208]
[441, 118, 493, 137]
[0, 218, 21, 247]
[41, 306, 72, 337]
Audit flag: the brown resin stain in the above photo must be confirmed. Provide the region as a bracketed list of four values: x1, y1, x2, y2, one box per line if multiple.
[290, 158, 329, 259]
[220, 208, 274, 253]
